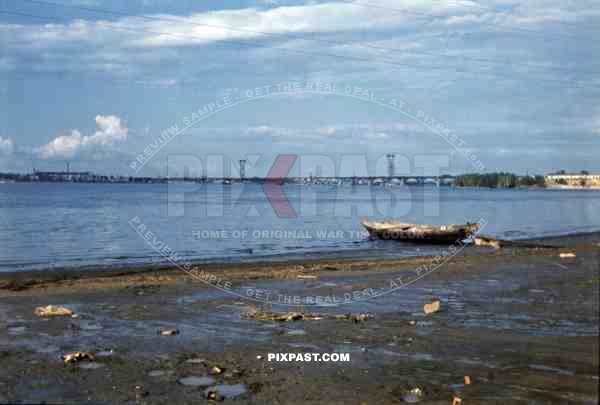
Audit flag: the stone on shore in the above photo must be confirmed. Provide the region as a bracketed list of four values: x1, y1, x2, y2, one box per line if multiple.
[204, 384, 247, 400]
[474, 237, 501, 249]
[34, 305, 73, 317]
[210, 365, 224, 375]
[61, 351, 95, 364]
[159, 329, 179, 336]
[401, 387, 423, 403]
[559, 252, 576, 259]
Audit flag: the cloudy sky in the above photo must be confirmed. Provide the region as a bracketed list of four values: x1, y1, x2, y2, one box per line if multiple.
[0, 0, 598, 176]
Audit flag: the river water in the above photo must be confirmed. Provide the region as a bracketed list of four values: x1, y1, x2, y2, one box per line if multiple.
[1, 183, 599, 271]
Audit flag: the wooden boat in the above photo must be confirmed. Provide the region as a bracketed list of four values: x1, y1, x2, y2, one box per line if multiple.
[361, 219, 479, 244]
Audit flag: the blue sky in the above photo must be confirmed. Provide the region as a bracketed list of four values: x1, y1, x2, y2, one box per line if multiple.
[0, 0, 598, 176]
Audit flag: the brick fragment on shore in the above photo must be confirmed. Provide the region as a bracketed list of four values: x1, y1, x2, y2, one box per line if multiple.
[423, 299, 441, 315]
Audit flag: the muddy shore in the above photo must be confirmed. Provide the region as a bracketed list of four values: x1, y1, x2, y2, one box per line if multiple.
[0, 233, 598, 404]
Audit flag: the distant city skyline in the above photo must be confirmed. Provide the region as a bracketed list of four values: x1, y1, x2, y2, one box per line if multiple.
[1, 165, 597, 182]
[5, 160, 597, 178]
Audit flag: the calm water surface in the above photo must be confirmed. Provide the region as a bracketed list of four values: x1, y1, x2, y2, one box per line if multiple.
[0, 183, 599, 271]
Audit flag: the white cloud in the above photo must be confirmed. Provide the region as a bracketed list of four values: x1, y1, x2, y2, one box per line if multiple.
[0, 136, 14, 155]
[0, 4, 398, 52]
[361, 132, 389, 144]
[38, 115, 128, 159]
[257, 0, 279, 6]
[3, 0, 576, 53]
[131, 3, 410, 48]
[245, 124, 339, 141]
[317, 126, 337, 136]
[214, 122, 429, 145]
[133, 78, 177, 88]
[39, 130, 83, 159]
[0, 0, 594, 82]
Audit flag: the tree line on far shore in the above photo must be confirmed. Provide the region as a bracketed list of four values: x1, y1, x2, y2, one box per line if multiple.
[454, 172, 546, 188]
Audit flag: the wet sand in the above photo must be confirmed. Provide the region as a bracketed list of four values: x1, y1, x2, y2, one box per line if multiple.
[0, 234, 598, 404]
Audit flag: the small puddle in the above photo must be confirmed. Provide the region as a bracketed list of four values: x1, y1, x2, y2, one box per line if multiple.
[318, 282, 338, 288]
[176, 297, 197, 305]
[78, 362, 105, 370]
[95, 350, 114, 358]
[148, 370, 168, 377]
[204, 384, 247, 399]
[36, 346, 60, 354]
[288, 343, 320, 350]
[178, 376, 215, 387]
[379, 349, 434, 362]
[529, 364, 575, 376]
[7, 326, 26, 335]
[456, 358, 497, 369]
[185, 358, 206, 364]
[79, 321, 103, 331]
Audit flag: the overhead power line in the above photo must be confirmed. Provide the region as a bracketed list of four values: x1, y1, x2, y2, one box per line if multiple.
[343, 0, 600, 40]
[11, 0, 600, 79]
[427, 0, 595, 30]
[0, 9, 596, 90]
[14, 0, 596, 76]
[24, 0, 600, 44]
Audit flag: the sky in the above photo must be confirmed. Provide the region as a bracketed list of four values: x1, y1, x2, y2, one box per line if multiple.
[0, 0, 598, 177]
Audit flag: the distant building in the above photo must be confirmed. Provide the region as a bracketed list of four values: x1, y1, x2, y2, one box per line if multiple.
[34, 170, 93, 182]
[545, 173, 600, 187]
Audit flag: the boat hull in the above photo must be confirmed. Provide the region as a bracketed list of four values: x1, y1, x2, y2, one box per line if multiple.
[362, 221, 476, 244]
